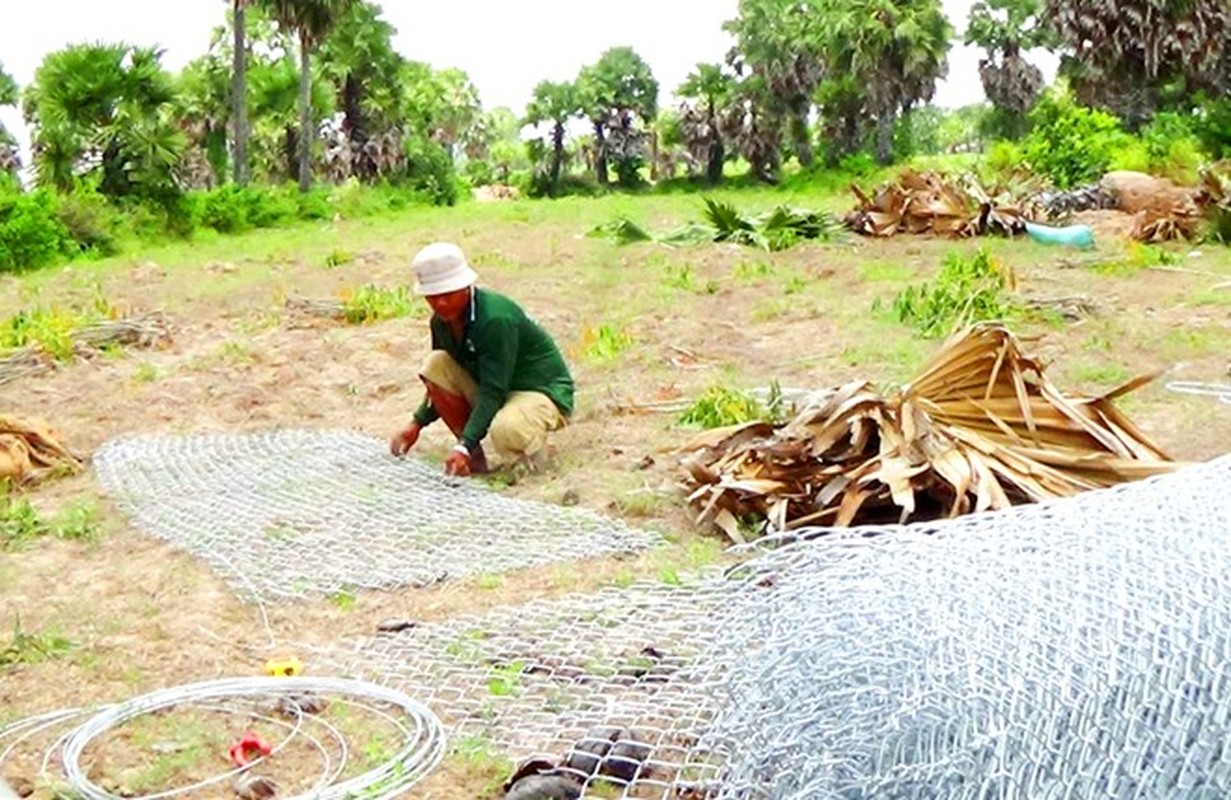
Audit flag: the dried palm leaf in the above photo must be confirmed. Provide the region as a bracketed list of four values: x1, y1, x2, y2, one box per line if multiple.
[0, 414, 84, 484]
[679, 322, 1179, 539]
[846, 170, 1035, 239]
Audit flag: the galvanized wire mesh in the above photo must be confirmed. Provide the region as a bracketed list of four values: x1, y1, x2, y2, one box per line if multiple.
[92, 429, 664, 603]
[705, 454, 1231, 799]
[309, 571, 753, 798]
[312, 456, 1231, 799]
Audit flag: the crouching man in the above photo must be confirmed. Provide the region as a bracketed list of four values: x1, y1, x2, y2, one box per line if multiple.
[389, 242, 575, 477]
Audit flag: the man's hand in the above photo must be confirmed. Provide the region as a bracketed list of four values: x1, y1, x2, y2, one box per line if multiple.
[390, 423, 421, 457]
[444, 448, 472, 477]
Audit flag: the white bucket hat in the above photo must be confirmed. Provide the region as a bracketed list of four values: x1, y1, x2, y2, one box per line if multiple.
[411, 241, 478, 296]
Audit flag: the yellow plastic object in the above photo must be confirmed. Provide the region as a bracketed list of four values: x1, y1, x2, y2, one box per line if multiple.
[263, 656, 304, 677]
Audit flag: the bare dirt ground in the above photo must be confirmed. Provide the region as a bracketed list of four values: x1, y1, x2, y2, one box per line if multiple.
[2, 201, 1230, 798]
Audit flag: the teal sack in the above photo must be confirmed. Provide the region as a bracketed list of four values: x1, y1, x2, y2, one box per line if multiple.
[1024, 221, 1095, 249]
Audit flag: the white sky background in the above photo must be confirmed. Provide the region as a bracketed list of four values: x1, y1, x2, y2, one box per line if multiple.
[0, 0, 1059, 169]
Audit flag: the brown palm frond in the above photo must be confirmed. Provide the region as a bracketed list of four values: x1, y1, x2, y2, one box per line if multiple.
[679, 323, 1179, 538]
[845, 170, 1034, 238]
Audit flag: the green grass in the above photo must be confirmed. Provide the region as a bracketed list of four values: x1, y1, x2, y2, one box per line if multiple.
[324, 248, 355, 268]
[1188, 287, 1231, 307]
[1, 614, 74, 668]
[888, 247, 1017, 338]
[1, 496, 102, 551]
[858, 260, 915, 283]
[579, 322, 634, 363]
[447, 734, 513, 800]
[676, 385, 771, 430]
[1066, 360, 1134, 387]
[340, 284, 421, 324]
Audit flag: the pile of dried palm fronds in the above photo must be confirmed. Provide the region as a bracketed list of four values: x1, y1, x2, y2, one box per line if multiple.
[0, 415, 84, 485]
[590, 197, 845, 252]
[844, 170, 1039, 238]
[680, 323, 1178, 539]
[0, 312, 172, 387]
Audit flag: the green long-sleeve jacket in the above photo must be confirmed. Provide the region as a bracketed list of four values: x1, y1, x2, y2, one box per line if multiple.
[412, 288, 575, 450]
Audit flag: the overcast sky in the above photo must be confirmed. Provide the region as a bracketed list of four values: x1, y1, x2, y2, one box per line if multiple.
[0, 0, 1057, 168]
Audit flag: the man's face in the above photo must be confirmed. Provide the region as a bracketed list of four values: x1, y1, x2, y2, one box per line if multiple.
[425, 287, 471, 322]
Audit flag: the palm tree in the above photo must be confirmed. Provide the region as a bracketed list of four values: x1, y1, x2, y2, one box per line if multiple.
[23, 44, 185, 201]
[1044, 0, 1229, 128]
[257, 0, 353, 191]
[229, 0, 250, 185]
[177, 52, 232, 187]
[0, 61, 19, 178]
[965, 0, 1054, 139]
[718, 75, 784, 183]
[524, 80, 577, 190]
[823, 0, 953, 164]
[723, 0, 826, 168]
[678, 63, 735, 184]
[576, 47, 659, 185]
[318, 0, 405, 178]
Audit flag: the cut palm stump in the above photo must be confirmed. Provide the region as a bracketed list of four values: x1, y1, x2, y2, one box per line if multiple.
[680, 323, 1179, 539]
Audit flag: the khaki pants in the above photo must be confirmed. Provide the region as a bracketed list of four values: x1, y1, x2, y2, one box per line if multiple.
[419, 351, 566, 459]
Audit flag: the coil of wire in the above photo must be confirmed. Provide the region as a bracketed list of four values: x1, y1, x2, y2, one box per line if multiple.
[2, 676, 445, 800]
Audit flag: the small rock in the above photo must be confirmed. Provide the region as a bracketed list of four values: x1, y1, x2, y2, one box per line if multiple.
[503, 774, 580, 800]
[234, 773, 278, 800]
[376, 618, 418, 634]
[634, 455, 655, 471]
[561, 489, 580, 506]
[276, 692, 329, 717]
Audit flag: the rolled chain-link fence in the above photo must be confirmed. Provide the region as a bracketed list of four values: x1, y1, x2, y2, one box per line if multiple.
[92, 429, 664, 603]
[310, 456, 1231, 799]
[705, 453, 1231, 799]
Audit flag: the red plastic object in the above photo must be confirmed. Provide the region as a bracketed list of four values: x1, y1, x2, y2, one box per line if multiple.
[228, 732, 272, 767]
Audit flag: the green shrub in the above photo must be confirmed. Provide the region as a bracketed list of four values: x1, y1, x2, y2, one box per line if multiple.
[1022, 90, 1128, 188]
[0, 190, 73, 272]
[1193, 96, 1231, 160]
[295, 187, 334, 220]
[982, 140, 1027, 179]
[198, 184, 254, 232]
[1109, 112, 1206, 184]
[890, 248, 1016, 338]
[340, 283, 418, 324]
[402, 135, 459, 206]
[54, 189, 121, 257]
[247, 184, 300, 228]
[198, 184, 298, 233]
[677, 383, 791, 429]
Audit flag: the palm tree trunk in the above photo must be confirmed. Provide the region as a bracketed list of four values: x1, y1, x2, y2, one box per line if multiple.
[706, 105, 723, 184]
[230, 0, 249, 186]
[790, 109, 813, 168]
[875, 113, 895, 165]
[707, 139, 724, 184]
[592, 120, 608, 185]
[551, 123, 564, 188]
[296, 32, 312, 192]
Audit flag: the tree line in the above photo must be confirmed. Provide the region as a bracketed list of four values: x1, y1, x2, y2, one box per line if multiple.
[1, 0, 1229, 208]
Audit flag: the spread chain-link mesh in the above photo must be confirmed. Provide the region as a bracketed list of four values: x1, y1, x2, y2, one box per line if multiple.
[92, 429, 664, 603]
[705, 453, 1231, 799]
[309, 572, 746, 797]
[311, 456, 1231, 799]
